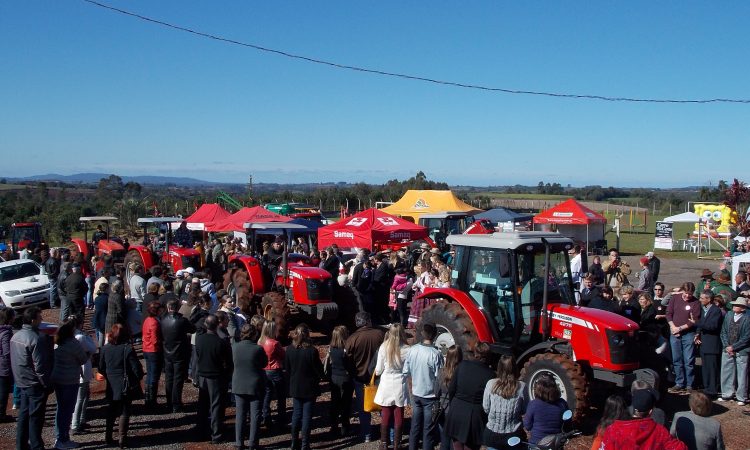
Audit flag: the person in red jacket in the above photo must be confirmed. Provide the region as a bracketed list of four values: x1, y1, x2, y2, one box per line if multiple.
[141, 301, 163, 408]
[600, 388, 687, 450]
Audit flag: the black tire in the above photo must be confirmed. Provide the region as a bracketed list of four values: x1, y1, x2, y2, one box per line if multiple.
[415, 299, 478, 355]
[520, 353, 589, 422]
[124, 250, 145, 282]
[332, 285, 360, 333]
[223, 267, 255, 316]
[262, 291, 291, 341]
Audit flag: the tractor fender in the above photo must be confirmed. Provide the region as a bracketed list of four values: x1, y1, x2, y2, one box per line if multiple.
[231, 255, 265, 297]
[69, 238, 90, 260]
[516, 340, 573, 367]
[417, 288, 494, 343]
[126, 246, 156, 270]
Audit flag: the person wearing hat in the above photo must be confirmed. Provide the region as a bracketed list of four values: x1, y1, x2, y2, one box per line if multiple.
[712, 271, 737, 309]
[696, 269, 718, 294]
[637, 257, 654, 295]
[719, 296, 750, 404]
[600, 388, 687, 450]
[645, 251, 661, 283]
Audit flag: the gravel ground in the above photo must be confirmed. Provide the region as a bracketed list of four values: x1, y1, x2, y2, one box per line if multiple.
[2, 254, 748, 450]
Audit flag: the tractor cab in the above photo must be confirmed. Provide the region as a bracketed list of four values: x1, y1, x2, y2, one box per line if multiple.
[71, 217, 126, 270]
[442, 232, 576, 352]
[10, 222, 43, 258]
[124, 217, 201, 277]
[418, 212, 475, 251]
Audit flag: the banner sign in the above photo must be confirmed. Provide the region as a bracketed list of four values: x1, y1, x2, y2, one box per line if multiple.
[654, 221, 673, 250]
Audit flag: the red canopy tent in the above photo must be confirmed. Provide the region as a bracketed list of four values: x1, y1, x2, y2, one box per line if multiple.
[318, 208, 428, 250]
[533, 199, 607, 253]
[206, 206, 290, 232]
[181, 203, 231, 231]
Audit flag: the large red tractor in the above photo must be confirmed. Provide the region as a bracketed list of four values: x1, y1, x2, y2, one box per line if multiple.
[223, 222, 347, 337]
[123, 217, 202, 277]
[9, 222, 43, 258]
[415, 231, 655, 421]
[70, 217, 126, 270]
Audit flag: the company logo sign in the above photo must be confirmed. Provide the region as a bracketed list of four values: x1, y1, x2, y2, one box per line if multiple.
[346, 217, 368, 227]
[334, 231, 354, 239]
[413, 198, 429, 209]
[389, 232, 411, 239]
[377, 217, 399, 226]
[552, 212, 574, 218]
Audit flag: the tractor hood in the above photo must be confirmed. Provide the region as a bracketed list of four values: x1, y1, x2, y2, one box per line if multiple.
[548, 304, 639, 333]
[97, 240, 125, 253]
[168, 246, 200, 257]
[288, 266, 331, 281]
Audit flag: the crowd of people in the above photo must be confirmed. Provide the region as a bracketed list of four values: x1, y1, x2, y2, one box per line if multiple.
[0, 232, 744, 450]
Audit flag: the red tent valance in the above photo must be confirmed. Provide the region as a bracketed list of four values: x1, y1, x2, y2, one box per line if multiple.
[318, 208, 428, 250]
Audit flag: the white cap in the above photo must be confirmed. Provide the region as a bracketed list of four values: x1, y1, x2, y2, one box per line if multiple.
[185, 267, 195, 274]
[176, 270, 184, 277]
[645, 251, 654, 258]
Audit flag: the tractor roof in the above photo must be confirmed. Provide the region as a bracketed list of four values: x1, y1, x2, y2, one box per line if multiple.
[446, 231, 573, 251]
[79, 216, 118, 222]
[137, 217, 184, 224]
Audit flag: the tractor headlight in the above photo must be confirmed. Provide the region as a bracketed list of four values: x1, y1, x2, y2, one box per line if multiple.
[4, 290, 20, 297]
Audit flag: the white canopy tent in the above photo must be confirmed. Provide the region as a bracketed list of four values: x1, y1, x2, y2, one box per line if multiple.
[662, 211, 700, 223]
[732, 252, 750, 290]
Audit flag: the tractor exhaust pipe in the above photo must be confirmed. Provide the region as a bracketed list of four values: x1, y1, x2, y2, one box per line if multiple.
[541, 237, 550, 340]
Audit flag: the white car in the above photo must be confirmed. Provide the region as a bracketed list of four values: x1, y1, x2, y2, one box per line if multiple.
[0, 260, 51, 309]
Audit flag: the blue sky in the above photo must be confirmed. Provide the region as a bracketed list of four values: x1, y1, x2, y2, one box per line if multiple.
[1, 1, 748, 187]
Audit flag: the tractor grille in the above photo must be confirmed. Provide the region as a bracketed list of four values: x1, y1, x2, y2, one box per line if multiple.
[306, 279, 332, 301]
[110, 249, 126, 261]
[606, 329, 638, 365]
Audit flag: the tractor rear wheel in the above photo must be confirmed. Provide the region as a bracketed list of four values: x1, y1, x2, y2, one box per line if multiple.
[520, 353, 589, 422]
[416, 299, 478, 356]
[223, 266, 255, 315]
[262, 291, 291, 341]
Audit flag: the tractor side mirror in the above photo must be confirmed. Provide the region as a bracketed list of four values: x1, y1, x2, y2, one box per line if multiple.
[507, 436, 521, 447]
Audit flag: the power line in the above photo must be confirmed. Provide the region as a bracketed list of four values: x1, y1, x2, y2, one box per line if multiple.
[82, 0, 750, 105]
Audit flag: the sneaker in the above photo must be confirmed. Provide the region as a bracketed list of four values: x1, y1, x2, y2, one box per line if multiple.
[717, 397, 728, 402]
[738, 401, 747, 406]
[11, 404, 18, 410]
[668, 386, 685, 394]
[54, 441, 79, 449]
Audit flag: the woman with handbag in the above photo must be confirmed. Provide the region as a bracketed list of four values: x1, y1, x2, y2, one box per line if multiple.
[327, 325, 355, 437]
[482, 355, 527, 450]
[285, 324, 324, 450]
[373, 323, 410, 450]
[99, 323, 144, 448]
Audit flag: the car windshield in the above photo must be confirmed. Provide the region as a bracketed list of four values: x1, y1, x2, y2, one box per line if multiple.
[0, 262, 41, 282]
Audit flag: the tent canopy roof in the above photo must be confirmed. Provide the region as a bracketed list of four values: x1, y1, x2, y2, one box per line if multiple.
[318, 208, 428, 250]
[662, 211, 700, 223]
[184, 203, 231, 225]
[474, 207, 533, 223]
[206, 206, 290, 232]
[381, 190, 481, 221]
[533, 199, 607, 225]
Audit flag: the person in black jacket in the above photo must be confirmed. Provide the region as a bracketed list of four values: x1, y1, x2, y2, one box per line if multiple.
[232, 323, 268, 450]
[327, 325, 355, 437]
[694, 289, 724, 398]
[285, 324, 324, 450]
[588, 286, 617, 313]
[161, 300, 196, 413]
[579, 273, 601, 307]
[195, 315, 233, 444]
[99, 323, 144, 448]
[64, 263, 88, 321]
[45, 248, 61, 309]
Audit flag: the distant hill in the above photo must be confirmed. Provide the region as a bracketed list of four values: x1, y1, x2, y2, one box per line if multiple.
[7, 173, 221, 187]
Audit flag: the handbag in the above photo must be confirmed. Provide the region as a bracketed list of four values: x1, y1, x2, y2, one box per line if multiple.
[363, 370, 380, 413]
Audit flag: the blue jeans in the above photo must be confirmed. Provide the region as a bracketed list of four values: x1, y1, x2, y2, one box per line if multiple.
[86, 276, 94, 307]
[72, 382, 90, 430]
[353, 380, 373, 439]
[262, 369, 286, 424]
[55, 383, 79, 443]
[410, 395, 436, 450]
[144, 352, 163, 386]
[18, 385, 48, 450]
[670, 332, 696, 389]
[49, 279, 59, 308]
[291, 397, 314, 446]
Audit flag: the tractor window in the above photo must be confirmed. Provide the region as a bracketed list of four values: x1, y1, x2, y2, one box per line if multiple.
[466, 248, 515, 341]
[517, 250, 575, 345]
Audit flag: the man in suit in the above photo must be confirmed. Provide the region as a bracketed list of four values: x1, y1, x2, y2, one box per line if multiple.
[195, 315, 233, 444]
[161, 300, 196, 413]
[578, 273, 601, 307]
[694, 289, 723, 398]
[735, 271, 750, 295]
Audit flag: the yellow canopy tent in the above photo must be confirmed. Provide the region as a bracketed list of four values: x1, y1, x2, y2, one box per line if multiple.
[380, 190, 482, 222]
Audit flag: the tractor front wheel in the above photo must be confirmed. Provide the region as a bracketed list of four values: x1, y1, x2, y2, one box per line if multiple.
[262, 291, 291, 341]
[416, 299, 478, 356]
[223, 266, 254, 315]
[520, 353, 589, 422]
[124, 250, 145, 282]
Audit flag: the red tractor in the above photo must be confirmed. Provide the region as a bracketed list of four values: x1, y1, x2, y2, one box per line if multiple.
[123, 217, 202, 278]
[70, 217, 126, 271]
[223, 222, 346, 337]
[9, 222, 43, 258]
[415, 231, 656, 421]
